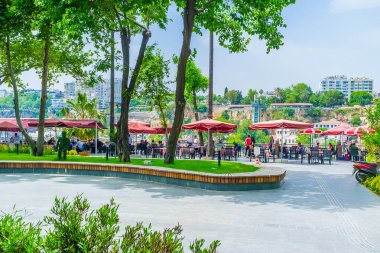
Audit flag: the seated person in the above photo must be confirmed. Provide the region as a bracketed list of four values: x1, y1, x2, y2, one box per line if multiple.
[76, 138, 84, 153]
[328, 143, 335, 154]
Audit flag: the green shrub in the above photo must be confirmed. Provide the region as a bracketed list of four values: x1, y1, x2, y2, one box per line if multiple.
[0, 144, 8, 152]
[43, 146, 53, 155]
[0, 195, 220, 252]
[0, 211, 42, 252]
[44, 195, 120, 252]
[363, 176, 380, 196]
[67, 150, 78, 156]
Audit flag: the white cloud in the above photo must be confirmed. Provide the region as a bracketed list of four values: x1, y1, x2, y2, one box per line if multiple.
[330, 0, 380, 12]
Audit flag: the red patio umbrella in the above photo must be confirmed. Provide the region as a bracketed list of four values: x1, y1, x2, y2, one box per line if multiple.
[298, 128, 322, 134]
[344, 126, 375, 136]
[153, 125, 172, 135]
[128, 121, 157, 134]
[298, 128, 322, 146]
[0, 119, 30, 132]
[0, 120, 26, 132]
[248, 119, 313, 130]
[182, 119, 237, 133]
[248, 119, 313, 161]
[322, 125, 351, 136]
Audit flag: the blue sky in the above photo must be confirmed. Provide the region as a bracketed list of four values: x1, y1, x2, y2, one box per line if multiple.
[21, 0, 380, 95]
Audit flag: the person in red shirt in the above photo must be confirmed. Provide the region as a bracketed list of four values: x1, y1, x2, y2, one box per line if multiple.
[245, 135, 252, 157]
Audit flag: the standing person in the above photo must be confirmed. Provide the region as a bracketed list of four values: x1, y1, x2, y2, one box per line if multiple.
[269, 135, 274, 153]
[193, 135, 199, 156]
[71, 133, 76, 145]
[14, 133, 21, 154]
[245, 135, 252, 157]
[250, 135, 256, 148]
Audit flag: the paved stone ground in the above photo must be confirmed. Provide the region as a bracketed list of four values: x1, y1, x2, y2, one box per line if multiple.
[0, 161, 380, 253]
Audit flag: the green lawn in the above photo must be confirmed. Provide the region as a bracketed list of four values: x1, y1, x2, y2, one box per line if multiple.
[0, 153, 259, 174]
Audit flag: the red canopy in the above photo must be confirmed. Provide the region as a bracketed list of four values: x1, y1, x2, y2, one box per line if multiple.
[322, 125, 351, 136]
[154, 125, 172, 134]
[128, 121, 157, 134]
[344, 126, 375, 136]
[128, 120, 150, 126]
[248, 119, 313, 130]
[0, 119, 31, 131]
[182, 119, 237, 133]
[25, 118, 106, 129]
[298, 128, 322, 134]
[0, 120, 27, 132]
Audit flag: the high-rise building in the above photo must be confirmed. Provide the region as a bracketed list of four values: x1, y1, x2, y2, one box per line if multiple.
[64, 82, 76, 98]
[349, 77, 373, 95]
[63, 79, 122, 109]
[320, 75, 373, 98]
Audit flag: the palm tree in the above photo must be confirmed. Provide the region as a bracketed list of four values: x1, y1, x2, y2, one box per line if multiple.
[61, 93, 106, 139]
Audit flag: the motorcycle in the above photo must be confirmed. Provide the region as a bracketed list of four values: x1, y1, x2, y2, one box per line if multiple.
[352, 161, 379, 182]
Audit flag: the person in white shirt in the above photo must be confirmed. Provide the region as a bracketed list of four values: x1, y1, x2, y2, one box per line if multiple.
[193, 135, 199, 148]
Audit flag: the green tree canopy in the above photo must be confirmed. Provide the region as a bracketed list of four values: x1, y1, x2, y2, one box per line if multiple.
[165, 0, 296, 163]
[349, 91, 373, 106]
[283, 83, 313, 103]
[318, 90, 345, 107]
[350, 117, 362, 127]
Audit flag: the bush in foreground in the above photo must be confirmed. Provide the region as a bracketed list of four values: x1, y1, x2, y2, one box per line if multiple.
[363, 176, 380, 196]
[0, 195, 220, 252]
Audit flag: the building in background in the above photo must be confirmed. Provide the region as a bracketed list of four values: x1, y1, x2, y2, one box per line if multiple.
[64, 82, 76, 98]
[0, 90, 9, 97]
[313, 119, 345, 129]
[320, 75, 373, 98]
[63, 79, 122, 109]
[270, 103, 313, 110]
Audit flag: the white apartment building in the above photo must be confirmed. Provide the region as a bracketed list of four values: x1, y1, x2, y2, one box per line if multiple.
[320, 75, 373, 98]
[64, 82, 76, 98]
[64, 80, 122, 109]
[51, 98, 67, 110]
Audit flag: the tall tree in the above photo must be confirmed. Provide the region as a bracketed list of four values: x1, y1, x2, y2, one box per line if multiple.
[165, 0, 295, 164]
[207, 31, 214, 157]
[185, 60, 209, 146]
[0, 0, 37, 152]
[92, 1, 170, 162]
[109, 31, 115, 139]
[1, 0, 96, 155]
[139, 46, 172, 141]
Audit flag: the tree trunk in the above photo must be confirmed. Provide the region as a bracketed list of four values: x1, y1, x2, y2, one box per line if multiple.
[192, 90, 204, 146]
[118, 27, 131, 162]
[164, 0, 196, 164]
[157, 103, 169, 144]
[207, 31, 214, 157]
[110, 31, 115, 137]
[5, 36, 36, 154]
[36, 34, 51, 156]
[118, 29, 150, 162]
